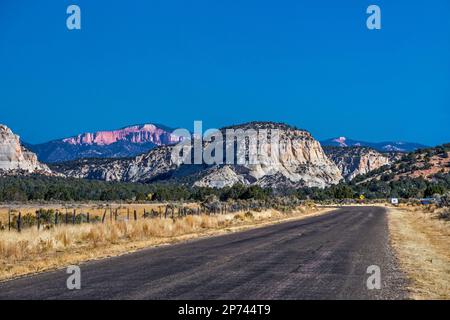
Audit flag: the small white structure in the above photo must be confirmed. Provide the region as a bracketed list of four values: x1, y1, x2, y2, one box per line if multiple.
[390, 198, 399, 205]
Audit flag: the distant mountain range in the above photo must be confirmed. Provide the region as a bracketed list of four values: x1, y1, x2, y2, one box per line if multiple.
[320, 136, 428, 152]
[25, 124, 181, 163]
[1, 122, 447, 189]
[23, 124, 429, 164]
[49, 122, 343, 189]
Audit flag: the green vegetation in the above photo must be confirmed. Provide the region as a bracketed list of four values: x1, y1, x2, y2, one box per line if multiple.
[297, 173, 450, 200]
[0, 175, 274, 202]
[1, 142, 449, 203]
[1, 172, 448, 203]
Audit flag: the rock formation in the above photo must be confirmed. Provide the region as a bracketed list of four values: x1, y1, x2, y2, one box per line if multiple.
[53, 122, 343, 189]
[323, 146, 393, 181]
[0, 125, 51, 174]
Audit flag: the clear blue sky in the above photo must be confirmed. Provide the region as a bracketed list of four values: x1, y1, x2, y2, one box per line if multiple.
[0, 0, 449, 145]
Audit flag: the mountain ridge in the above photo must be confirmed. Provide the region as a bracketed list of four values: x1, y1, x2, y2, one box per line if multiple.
[50, 121, 343, 189]
[320, 136, 428, 152]
[26, 123, 181, 163]
[22, 123, 430, 163]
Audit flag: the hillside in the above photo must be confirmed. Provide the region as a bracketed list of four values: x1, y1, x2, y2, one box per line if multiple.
[323, 146, 400, 181]
[353, 144, 450, 184]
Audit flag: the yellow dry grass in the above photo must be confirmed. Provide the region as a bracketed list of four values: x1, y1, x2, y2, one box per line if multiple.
[388, 205, 450, 299]
[0, 205, 328, 281]
[0, 203, 195, 225]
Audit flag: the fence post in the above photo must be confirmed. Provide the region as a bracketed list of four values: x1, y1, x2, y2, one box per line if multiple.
[134, 210, 137, 221]
[127, 208, 130, 221]
[87, 212, 90, 223]
[114, 209, 118, 221]
[164, 206, 168, 219]
[17, 212, 22, 232]
[72, 210, 76, 224]
[8, 208, 11, 231]
[101, 209, 107, 224]
[37, 211, 40, 230]
[55, 211, 58, 226]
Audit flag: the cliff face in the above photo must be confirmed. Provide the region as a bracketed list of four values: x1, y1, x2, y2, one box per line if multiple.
[0, 125, 51, 174]
[62, 124, 179, 146]
[323, 146, 393, 181]
[194, 122, 343, 188]
[53, 122, 343, 189]
[27, 124, 180, 163]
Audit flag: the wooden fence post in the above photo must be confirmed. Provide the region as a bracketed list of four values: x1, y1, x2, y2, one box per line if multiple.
[127, 208, 130, 221]
[101, 209, 107, 224]
[87, 212, 90, 223]
[17, 212, 22, 232]
[37, 211, 40, 230]
[134, 210, 137, 221]
[72, 210, 76, 224]
[8, 208, 11, 231]
[55, 211, 58, 226]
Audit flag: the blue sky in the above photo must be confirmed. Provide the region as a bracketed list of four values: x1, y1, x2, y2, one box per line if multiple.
[0, 0, 449, 145]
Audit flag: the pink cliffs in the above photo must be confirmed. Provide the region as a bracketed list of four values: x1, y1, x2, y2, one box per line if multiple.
[62, 124, 180, 146]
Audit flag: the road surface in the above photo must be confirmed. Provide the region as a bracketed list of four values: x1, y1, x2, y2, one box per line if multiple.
[0, 206, 407, 299]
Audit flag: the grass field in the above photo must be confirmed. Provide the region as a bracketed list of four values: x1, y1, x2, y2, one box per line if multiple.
[0, 204, 326, 281]
[0, 203, 199, 226]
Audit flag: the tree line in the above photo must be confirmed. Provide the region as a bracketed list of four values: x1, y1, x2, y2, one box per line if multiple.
[0, 175, 271, 202]
[0, 172, 448, 203]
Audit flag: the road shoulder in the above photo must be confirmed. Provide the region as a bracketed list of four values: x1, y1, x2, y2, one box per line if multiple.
[387, 206, 450, 299]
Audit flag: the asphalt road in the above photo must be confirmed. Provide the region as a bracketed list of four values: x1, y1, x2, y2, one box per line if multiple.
[0, 206, 407, 299]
